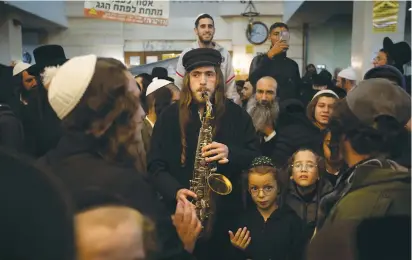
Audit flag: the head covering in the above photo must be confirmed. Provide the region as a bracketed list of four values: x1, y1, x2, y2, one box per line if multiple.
[0, 147, 75, 260]
[12, 61, 31, 76]
[345, 78, 411, 126]
[312, 72, 330, 86]
[182, 48, 222, 72]
[146, 77, 172, 96]
[27, 45, 68, 76]
[382, 37, 411, 68]
[338, 67, 357, 81]
[363, 65, 406, 89]
[195, 13, 214, 26]
[250, 156, 275, 168]
[44, 54, 97, 120]
[311, 89, 339, 101]
[151, 67, 174, 82]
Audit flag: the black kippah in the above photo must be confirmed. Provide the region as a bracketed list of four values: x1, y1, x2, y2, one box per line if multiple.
[250, 156, 275, 168]
[182, 48, 222, 72]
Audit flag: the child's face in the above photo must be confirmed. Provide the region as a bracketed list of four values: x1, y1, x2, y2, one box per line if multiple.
[291, 150, 319, 187]
[248, 172, 277, 210]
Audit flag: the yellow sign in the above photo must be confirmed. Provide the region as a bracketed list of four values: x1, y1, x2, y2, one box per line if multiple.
[373, 1, 399, 33]
[246, 45, 254, 54]
[162, 53, 179, 60]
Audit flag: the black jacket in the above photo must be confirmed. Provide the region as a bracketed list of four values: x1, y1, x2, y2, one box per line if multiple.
[249, 52, 301, 101]
[147, 100, 261, 212]
[228, 205, 305, 260]
[0, 104, 24, 151]
[37, 131, 194, 260]
[270, 99, 323, 168]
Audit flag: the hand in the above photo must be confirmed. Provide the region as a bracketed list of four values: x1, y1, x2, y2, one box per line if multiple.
[171, 200, 202, 253]
[176, 188, 197, 202]
[229, 227, 251, 250]
[267, 41, 289, 58]
[201, 141, 229, 164]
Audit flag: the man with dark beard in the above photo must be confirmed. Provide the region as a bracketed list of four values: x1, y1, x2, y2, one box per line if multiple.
[175, 13, 239, 104]
[247, 76, 280, 157]
[148, 48, 260, 259]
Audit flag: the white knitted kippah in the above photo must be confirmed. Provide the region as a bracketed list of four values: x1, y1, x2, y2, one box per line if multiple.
[146, 77, 172, 96]
[13, 61, 31, 76]
[45, 54, 97, 119]
[311, 89, 339, 101]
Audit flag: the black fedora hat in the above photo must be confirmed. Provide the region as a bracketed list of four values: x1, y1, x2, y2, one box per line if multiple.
[383, 37, 411, 67]
[151, 67, 174, 82]
[27, 45, 69, 76]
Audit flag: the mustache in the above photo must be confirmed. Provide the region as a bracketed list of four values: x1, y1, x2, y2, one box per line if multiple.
[249, 100, 280, 132]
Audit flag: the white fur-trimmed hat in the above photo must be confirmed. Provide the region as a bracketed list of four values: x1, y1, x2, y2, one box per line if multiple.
[13, 61, 31, 76]
[146, 77, 172, 96]
[43, 54, 97, 120]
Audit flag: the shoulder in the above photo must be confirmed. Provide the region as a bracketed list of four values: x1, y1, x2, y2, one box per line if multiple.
[225, 100, 250, 119]
[286, 57, 299, 67]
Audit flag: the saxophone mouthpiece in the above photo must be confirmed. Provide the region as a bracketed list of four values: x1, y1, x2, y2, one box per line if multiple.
[201, 91, 209, 100]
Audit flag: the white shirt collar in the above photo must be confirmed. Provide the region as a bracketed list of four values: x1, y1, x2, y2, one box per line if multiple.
[264, 130, 276, 142]
[145, 116, 155, 128]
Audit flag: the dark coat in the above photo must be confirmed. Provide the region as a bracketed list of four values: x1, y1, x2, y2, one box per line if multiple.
[270, 99, 323, 168]
[147, 100, 261, 213]
[318, 158, 410, 230]
[37, 131, 194, 260]
[249, 52, 301, 101]
[228, 205, 305, 260]
[284, 179, 333, 241]
[0, 104, 24, 151]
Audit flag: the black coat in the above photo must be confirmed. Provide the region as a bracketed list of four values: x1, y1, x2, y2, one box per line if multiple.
[249, 52, 301, 101]
[270, 99, 323, 169]
[37, 131, 194, 260]
[228, 206, 305, 260]
[0, 104, 24, 151]
[148, 100, 261, 213]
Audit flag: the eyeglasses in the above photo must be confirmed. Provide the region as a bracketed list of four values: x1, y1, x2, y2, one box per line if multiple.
[249, 186, 275, 196]
[292, 163, 317, 171]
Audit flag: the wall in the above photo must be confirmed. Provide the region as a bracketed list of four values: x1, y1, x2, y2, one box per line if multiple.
[44, 1, 304, 76]
[306, 16, 352, 74]
[7, 1, 68, 27]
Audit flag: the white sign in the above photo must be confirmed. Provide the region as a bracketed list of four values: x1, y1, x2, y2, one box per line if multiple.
[84, 0, 170, 26]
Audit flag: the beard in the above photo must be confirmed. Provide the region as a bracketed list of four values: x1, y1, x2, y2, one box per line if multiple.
[249, 99, 280, 133]
[199, 34, 213, 45]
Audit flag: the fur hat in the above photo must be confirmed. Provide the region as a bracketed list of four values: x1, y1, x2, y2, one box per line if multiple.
[382, 37, 411, 67]
[363, 65, 406, 89]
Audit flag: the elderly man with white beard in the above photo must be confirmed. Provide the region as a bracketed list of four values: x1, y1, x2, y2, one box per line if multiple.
[247, 76, 280, 156]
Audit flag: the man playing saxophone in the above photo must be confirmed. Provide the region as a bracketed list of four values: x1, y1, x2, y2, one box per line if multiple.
[148, 48, 260, 259]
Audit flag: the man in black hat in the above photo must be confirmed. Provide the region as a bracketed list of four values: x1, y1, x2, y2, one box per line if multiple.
[19, 45, 68, 157]
[148, 48, 260, 259]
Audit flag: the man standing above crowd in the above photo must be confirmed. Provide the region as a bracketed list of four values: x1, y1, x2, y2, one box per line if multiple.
[249, 22, 301, 102]
[175, 13, 240, 104]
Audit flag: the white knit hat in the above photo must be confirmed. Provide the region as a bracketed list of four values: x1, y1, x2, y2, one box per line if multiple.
[44, 54, 97, 120]
[311, 89, 339, 101]
[146, 77, 172, 96]
[338, 67, 357, 81]
[13, 61, 31, 76]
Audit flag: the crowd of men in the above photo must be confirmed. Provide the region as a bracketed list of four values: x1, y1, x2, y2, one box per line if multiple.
[0, 12, 411, 260]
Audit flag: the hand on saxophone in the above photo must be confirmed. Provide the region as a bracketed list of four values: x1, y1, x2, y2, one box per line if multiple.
[176, 189, 197, 203]
[171, 200, 202, 253]
[201, 141, 229, 164]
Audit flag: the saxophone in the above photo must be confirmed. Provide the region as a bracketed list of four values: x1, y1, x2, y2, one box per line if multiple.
[189, 91, 232, 237]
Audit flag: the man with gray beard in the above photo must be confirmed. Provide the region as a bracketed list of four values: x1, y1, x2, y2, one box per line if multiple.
[247, 76, 280, 156]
